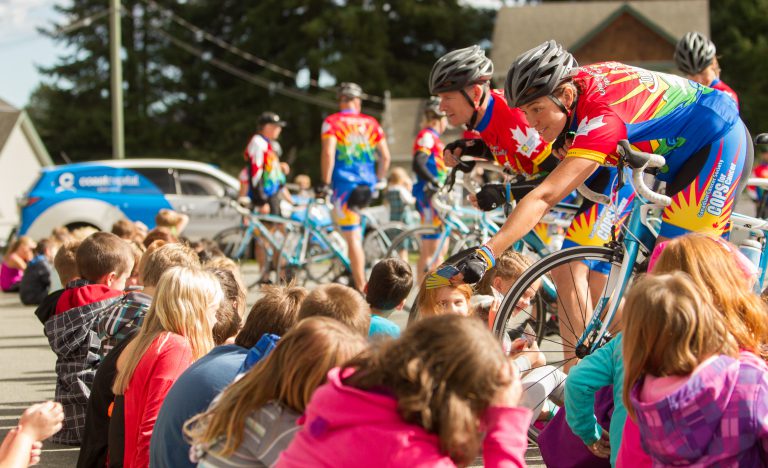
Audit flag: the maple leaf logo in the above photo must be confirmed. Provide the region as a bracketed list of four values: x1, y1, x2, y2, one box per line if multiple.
[510, 126, 541, 158]
[575, 115, 607, 138]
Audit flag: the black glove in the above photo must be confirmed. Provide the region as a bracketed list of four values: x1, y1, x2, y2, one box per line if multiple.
[424, 182, 440, 199]
[445, 139, 492, 172]
[475, 184, 507, 211]
[455, 245, 495, 284]
[314, 184, 332, 199]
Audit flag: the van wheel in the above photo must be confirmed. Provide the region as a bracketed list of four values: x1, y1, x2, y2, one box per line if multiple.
[65, 222, 101, 233]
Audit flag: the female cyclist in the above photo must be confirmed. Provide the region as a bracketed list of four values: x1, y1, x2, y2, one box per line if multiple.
[674, 31, 738, 107]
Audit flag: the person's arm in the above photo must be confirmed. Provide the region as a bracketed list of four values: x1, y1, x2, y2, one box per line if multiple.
[564, 337, 618, 446]
[412, 152, 440, 186]
[485, 157, 599, 256]
[376, 138, 392, 182]
[320, 136, 336, 186]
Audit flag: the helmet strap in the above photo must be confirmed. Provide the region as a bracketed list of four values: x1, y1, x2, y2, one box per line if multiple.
[462, 86, 487, 131]
[551, 92, 578, 151]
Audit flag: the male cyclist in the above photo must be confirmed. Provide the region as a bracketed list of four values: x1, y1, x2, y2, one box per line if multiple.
[412, 97, 449, 283]
[318, 82, 391, 291]
[451, 41, 752, 361]
[674, 31, 738, 107]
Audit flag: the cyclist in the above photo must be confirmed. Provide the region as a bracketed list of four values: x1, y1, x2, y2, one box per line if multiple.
[451, 41, 752, 360]
[674, 31, 739, 107]
[318, 82, 391, 291]
[242, 111, 289, 282]
[429, 45, 635, 277]
[412, 97, 449, 283]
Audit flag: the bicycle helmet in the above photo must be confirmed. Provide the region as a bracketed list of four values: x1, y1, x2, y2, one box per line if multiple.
[257, 111, 286, 127]
[337, 82, 363, 100]
[428, 45, 494, 94]
[674, 32, 716, 75]
[424, 96, 446, 118]
[755, 133, 768, 147]
[504, 40, 578, 109]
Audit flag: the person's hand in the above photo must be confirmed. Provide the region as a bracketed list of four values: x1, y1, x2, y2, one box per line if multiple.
[19, 401, 64, 442]
[451, 246, 495, 285]
[467, 193, 479, 209]
[314, 184, 332, 200]
[510, 338, 546, 368]
[236, 196, 252, 209]
[490, 360, 522, 408]
[29, 441, 42, 466]
[553, 134, 574, 160]
[586, 430, 611, 459]
[424, 182, 440, 200]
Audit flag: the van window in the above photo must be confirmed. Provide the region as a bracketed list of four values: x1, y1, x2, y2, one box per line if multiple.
[133, 168, 176, 194]
[177, 170, 226, 197]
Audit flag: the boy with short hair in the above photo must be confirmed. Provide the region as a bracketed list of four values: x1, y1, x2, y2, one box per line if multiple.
[44, 232, 134, 445]
[297, 283, 371, 336]
[34, 241, 81, 324]
[19, 239, 55, 306]
[365, 258, 413, 338]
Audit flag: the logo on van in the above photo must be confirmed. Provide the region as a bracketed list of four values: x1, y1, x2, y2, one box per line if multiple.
[55, 172, 76, 193]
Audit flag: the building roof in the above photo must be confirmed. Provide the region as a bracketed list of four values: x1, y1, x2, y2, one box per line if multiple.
[490, 0, 709, 81]
[0, 98, 53, 166]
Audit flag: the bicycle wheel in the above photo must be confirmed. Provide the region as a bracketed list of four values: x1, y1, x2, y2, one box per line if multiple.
[363, 221, 408, 267]
[213, 225, 253, 260]
[385, 226, 464, 274]
[276, 227, 348, 287]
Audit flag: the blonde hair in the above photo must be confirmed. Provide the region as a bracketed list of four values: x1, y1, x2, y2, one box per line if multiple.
[156, 209, 183, 228]
[203, 257, 246, 303]
[184, 317, 366, 456]
[417, 279, 473, 318]
[53, 241, 81, 285]
[113, 266, 223, 395]
[651, 233, 768, 359]
[7, 236, 35, 254]
[139, 242, 201, 288]
[622, 273, 737, 420]
[387, 167, 413, 191]
[475, 250, 533, 295]
[343, 314, 511, 466]
[294, 174, 311, 190]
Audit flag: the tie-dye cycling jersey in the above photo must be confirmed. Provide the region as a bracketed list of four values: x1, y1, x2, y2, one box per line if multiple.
[321, 109, 385, 189]
[244, 134, 285, 198]
[565, 62, 748, 238]
[475, 90, 552, 176]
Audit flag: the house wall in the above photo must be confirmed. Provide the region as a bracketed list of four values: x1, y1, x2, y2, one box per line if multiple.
[0, 124, 44, 241]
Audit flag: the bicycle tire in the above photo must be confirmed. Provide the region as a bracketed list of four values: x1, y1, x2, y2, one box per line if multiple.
[363, 221, 408, 267]
[275, 227, 348, 287]
[213, 225, 253, 260]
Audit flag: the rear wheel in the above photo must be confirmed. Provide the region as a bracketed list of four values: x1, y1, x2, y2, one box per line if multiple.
[363, 222, 408, 267]
[276, 227, 349, 287]
[213, 226, 253, 260]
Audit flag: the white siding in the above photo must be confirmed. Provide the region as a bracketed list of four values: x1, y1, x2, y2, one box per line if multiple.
[0, 125, 43, 240]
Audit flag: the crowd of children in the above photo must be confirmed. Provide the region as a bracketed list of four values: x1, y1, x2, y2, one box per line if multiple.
[2, 207, 768, 467]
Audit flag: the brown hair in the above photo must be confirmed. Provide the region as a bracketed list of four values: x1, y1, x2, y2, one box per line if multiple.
[113, 266, 222, 395]
[207, 268, 244, 345]
[235, 284, 307, 349]
[111, 219, 137, 240]
[76, 232, 134, 282]
[142, 228, 178, 249]
[184, 317, 366, 456]
[7, 236, 35, 255]
[622, 273, 737, 420]
[139, 242, 200, 288]
[54, 240, 81, 285]
[156, 209, 183, 228]
[417, 279, 473, 318]
[475, 250, 533, 295]
[366, 258, 413, 310]
[343, 314, 512, 466]
[298, 284, 371, 336]
[651, 233, 768, 359]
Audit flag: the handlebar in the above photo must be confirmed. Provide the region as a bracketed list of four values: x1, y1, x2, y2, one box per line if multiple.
[747, 178, 768, 189]
[615, 140, 672, 207]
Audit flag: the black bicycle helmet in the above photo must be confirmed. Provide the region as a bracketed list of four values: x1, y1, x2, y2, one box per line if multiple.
[424, 96, 446, 118]
[428, 45, 494, 95]
[504, 40, 578, 109]
[337, 82, 363, 100]
[674, 32, 716, 75]
[756, 133, 768, 148]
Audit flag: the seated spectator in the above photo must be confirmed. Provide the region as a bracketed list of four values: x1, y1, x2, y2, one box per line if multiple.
[623, 273, 768, 466]
[44, 232, 133, 445]
[111, 219, 138, 241]
[113, 266, 222, 468]
[185, 317, 367, 467]
[150, 284, 307, 468]
[417, 280, 473, 318]
[297, 284, 370, 336]
[98, 242, 200, 356]
[279, 314, 531, 467]
[0, 401, 64, 467]
[142, 228, 178, 249]
[192, 239, 226, 263]
[364, 258, 413, 338]
[1, 236, 36, 292]
[34, 241, 81, 324]
[155, 209, 189, 237]
[207, 267, 246, 345]
[124, 241, 144, 290]
[19, 239, 55, 305]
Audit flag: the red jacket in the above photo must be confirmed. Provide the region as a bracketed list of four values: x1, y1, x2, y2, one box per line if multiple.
[123, 332, 194, 468]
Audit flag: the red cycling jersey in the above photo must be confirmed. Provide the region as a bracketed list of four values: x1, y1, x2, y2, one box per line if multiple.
[710, 79, 739, 108]
[474, 90, 552, 176]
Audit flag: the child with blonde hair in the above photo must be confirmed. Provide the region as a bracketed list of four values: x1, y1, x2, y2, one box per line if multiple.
[155, 208, 189, 236]
[622, 272, 768, 466]
[113, 266, 222, 468]
[184, 317, 367, 466]
[279, 314, 531, 467]
[384, 167, 415, 224]
[1, 236, 36, 292]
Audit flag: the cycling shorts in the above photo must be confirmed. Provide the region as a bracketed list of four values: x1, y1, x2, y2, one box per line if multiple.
[414, 189, 442, 239]
[658, 120, 752, 238]
[562, 166, 635, 274]
[332, 184, 373, 231]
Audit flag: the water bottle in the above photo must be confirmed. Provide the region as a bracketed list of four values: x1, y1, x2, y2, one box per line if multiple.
[738, 235, 763, 270]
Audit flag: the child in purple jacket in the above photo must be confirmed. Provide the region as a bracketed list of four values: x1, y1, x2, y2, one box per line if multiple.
[622, 272, 768, 467]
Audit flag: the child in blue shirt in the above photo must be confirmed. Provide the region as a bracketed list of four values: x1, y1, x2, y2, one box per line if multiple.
[364, 258, 413, 338]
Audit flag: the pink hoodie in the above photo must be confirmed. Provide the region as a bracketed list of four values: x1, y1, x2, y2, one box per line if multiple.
[278, 367, 532, 468]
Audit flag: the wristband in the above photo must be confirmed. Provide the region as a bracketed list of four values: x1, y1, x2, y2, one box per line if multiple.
[476, 245, 496, 268]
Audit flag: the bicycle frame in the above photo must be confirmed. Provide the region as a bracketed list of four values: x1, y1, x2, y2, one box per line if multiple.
[285, 198, 351, 272]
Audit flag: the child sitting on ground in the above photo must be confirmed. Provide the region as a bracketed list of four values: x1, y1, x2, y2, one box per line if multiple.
[19, 239, 56, 305]
[185, 317, 367, 467]
[34, 241, 81, 324]
[297, 284, 371, 337]
[279, 314, 531, 467]
[155, 208, 189, 237]
[623, 273, 768, 466]
[364, 258, 413, 338]
[45, 232, 134, 445]
[1, 236, 36, 292]
[417, 280, 473, 318]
